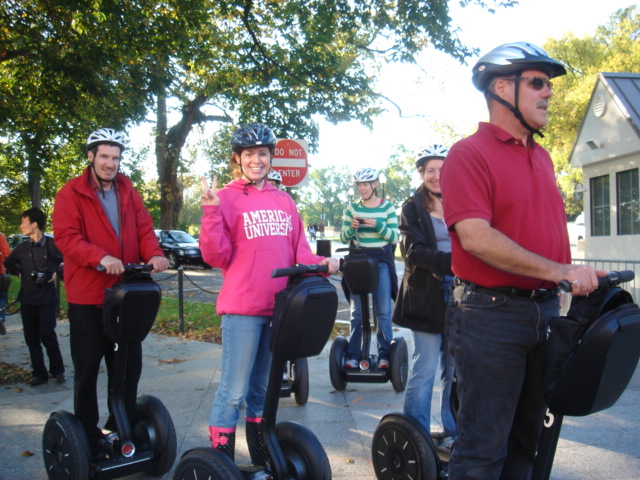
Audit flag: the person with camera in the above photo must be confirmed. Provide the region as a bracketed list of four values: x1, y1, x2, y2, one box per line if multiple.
[4, 207, 65, 386]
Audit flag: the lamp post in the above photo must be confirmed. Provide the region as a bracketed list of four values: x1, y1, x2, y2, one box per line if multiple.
[379, 172, 387, 199]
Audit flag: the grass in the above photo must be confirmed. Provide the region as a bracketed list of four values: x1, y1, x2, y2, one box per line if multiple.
[0, 275, 348, 384]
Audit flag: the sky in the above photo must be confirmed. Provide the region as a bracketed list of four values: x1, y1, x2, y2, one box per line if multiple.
[133, 0, 635, 180]
[309, 0, 635, 175]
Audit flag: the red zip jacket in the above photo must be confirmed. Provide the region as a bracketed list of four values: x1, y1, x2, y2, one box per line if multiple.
[52, 167, 163, 305]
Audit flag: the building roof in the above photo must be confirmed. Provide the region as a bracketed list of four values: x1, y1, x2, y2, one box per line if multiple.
[601, 72, 640, 137]
[569, 72, 640, 168]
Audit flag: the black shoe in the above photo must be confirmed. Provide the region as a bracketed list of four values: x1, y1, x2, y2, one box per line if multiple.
[0, 320, 5, 335]
[54, 373, 66, 384]
[29, 375, 48, 386]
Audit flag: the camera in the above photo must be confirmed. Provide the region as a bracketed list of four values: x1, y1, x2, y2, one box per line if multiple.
[358, 218, 368, 224]
[31, 271, 47, 286]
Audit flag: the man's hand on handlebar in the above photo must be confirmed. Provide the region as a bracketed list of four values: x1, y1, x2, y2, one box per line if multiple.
[148, 255, 169, 273]
[99, 255, 125, 275]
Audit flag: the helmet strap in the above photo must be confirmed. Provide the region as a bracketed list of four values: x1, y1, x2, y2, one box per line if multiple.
[487, 72, 543, 146]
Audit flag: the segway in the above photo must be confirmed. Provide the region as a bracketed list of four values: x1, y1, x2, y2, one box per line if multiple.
[370, 271, 640, 480]
[173, 263, 338, 480]
[533, 270, 640, 479]
[42, 264, 177, 479]
[329, 243, 408, 393]
[280, 358, 310, 405]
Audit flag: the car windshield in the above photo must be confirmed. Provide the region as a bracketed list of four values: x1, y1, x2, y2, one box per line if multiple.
[166, 231, 197, 244]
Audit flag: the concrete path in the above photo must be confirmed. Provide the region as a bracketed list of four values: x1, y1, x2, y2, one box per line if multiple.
[1, 264, 640, 479]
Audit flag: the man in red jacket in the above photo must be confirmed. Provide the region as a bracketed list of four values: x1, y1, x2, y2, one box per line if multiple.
[52, 127, 167, 461]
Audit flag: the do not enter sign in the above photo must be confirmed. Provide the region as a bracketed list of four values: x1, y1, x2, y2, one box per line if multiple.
[271, 138, 309, 188]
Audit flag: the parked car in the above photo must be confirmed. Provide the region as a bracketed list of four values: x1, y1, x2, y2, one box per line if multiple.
[7, 233, 54, 250]
[154, 229, 210, 269]
[567, 212, 586, 245]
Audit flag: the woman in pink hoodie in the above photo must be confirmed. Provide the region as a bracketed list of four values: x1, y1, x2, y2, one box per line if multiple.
[199, 123, 339, 465]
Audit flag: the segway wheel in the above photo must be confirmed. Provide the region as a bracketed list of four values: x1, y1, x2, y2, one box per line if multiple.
[42, 411, 92, 480]
[292, 357, 310, 406]
[329, 335, 348, 391]
[134, 394, 177, 476]
[389, 337, 409, 392]
[372, 414, 438, 480]
[277, 421, 331, 480]
[172, 447, 243, 480]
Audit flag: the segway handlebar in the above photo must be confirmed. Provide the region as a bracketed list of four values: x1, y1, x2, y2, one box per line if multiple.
[97, 263, 154, 273]
[271, 264, 329, 278]
[559, 270, 635, 293]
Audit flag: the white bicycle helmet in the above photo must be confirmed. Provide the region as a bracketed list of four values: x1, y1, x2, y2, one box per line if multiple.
[267, 169, 282, 184]
[86, 128, 126, 151]
[353, 168, 379, 183]
[416, 145, 449, 168]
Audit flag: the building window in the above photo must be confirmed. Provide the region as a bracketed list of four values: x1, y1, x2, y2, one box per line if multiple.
[617, 168, 640, 235]
[590, 175, 610, 236]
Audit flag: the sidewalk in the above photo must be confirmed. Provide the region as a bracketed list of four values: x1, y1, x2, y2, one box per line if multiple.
[1, 311, 640, 479]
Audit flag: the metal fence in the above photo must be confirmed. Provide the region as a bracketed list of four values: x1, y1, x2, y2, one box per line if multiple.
[573, 258, 640, 301]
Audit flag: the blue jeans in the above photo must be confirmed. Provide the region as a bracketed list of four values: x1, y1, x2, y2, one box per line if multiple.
[403, 330, 456, 436]
[446, 283, 558, 480]
[347, 261, 393, 359]
[209, 315, 272, 428]
[0, 290, 6, 322]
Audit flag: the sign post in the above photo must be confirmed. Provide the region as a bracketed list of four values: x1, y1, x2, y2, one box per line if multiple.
[271, 138, 309, 188]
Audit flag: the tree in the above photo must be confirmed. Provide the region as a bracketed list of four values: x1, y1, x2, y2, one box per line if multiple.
[140, 0, 517, 228]
[0, 0, 157, 210]
[541, 6, 640, 219]
[297, 165, 353, 228]
[1, 0, 516, 229]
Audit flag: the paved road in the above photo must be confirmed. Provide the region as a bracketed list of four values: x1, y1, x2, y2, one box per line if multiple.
[1, 240, 640, 479]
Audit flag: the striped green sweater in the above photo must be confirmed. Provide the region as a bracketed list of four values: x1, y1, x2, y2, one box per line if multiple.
[340, 200, 399, 247]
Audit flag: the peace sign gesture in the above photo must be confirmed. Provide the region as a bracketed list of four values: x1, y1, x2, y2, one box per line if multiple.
[201, 176, 220, 206]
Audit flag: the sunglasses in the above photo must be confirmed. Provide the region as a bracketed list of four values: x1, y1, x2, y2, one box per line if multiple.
[505, 76, 553, 90]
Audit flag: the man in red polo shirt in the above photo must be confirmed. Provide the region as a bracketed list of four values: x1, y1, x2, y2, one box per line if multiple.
[441, 42, 601, 480]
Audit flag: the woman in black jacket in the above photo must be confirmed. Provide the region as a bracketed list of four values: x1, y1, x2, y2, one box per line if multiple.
[392, 145, 456, 451]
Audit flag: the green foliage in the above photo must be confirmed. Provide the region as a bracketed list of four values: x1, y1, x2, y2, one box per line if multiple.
[380, 145, 419, 209]
[542, 5, 640, 219]
[297, 165, 353, 227]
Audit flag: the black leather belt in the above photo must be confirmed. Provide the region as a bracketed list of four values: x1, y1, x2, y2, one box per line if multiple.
[455, 278, 559, 303]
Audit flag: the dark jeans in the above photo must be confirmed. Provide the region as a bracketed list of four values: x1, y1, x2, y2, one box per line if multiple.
[446, 283, 558, 480]
[20, 303, 65, 378]
[68, 304, 142, 443]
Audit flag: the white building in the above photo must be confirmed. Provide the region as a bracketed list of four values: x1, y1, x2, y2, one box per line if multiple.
[568, 72, 640, 261]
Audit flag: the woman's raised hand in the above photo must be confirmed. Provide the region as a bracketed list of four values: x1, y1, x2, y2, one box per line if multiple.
[201, 176, 220, 206]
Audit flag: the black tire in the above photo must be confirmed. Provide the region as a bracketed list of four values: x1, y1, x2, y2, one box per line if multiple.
[389, 337, 409, 393]
[277, 421, 331, 480]
[203, 262, 213, 270]
[292, 358, 310, 406]
[134, 394, 177, 477]
[42, 411, 92, 480]
[172, 447, 243, 480]
[167, 252, 179, 269]
[372, 414, 439, 480]
[329, 336, 348, 391]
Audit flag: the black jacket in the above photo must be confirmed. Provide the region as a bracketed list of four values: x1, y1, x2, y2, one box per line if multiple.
[4, 235, 63, 305]
[392, 190, 452, 334]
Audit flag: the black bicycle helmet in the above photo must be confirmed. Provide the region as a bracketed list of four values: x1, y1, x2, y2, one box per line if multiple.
[86, 128, 126, 151]
[472, 42, 566, 139]
[231, 123, 277, 153]
[472, 42, 567, 92]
